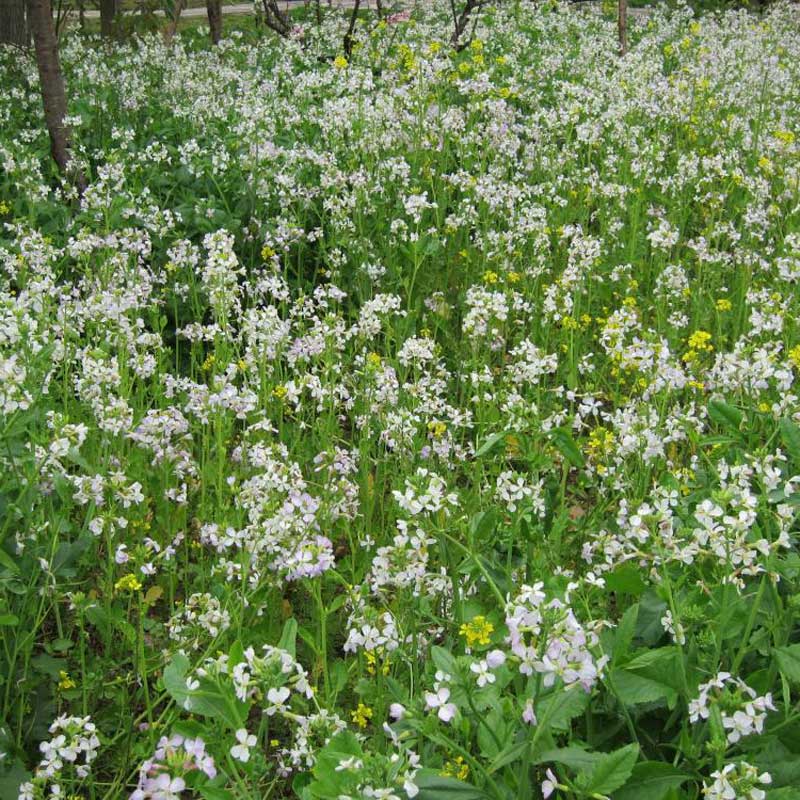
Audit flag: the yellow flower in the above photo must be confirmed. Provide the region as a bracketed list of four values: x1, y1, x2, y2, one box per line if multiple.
[428, 421, 447, 439]
[715, 298, 732, 312]
[58, 671, 76, 690]
[459, 615, 493, 648]
[0, 201, 10, 215]
[788, 344, 800, 369]
[261, 245, 276, 260]
[202, 353, 216, 372]
[351, 703, 373, 728]
[272, 385, 288, 400]
[366, 352, 382, 369]
[482, 270, 499, 285]
[115, 574, 142, 593]
[687, 330, 713, 352]
[333, 55, 348, 70]
[441, 756, 469, 781]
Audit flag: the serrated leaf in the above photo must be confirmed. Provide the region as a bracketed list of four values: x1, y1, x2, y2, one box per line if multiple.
[536, 746, 603, 771]
[609, 668, 677, 707]
[537, 686, 590, 731]
[613, 761, 692, 800]
[577, 743, 639, 796]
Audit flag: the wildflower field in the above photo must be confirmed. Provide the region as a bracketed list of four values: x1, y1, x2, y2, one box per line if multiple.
[2, 1, 800, 798]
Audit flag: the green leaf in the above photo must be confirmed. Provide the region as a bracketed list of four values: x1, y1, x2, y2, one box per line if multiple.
[613, 762, 692, 800]
[0, 613, 19, 626]
[767, 788, 800, 800]
[199, 787, 235, 800]
[577, 743, 639, 796]
[613, 604, 639, 664]
[415, 770, 491, 799]
[474, 431, 507, 458]
[549, 428, 585, 468]
[609, 668, 677, 707]
[278, 617, 298, 656]
[163, 652, 192, 708]
[707, 398, 743, 431]
[780, 418, 800, 463]
[537, 687, 590, 731]
[606, 565, 647, 596]
[774, 645, 800, 683]
[536, 746, 603, 771]
[0, 545, 19, 574]
[431, 646, 457, 677]
[487, 740, 528, 773]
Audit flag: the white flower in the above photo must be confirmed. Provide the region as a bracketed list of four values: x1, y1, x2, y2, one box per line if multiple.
[424, 687, 457, 723]
[541, 768, 558, 798]
[470, 660, 496, 688]
[230, 728, 256, 763]
[265, 686, 291, 716]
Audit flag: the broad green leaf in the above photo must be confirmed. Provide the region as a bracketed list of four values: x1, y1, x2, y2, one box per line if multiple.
[487, 740, 528, 773]
[278, 617, 298, 656]
[0, 545, 19, 574]
[577, 743, 639, 796]
[549, 428, 585, 468]
[707, 398, 743, 431]
[774, 645, 800, 683]
[0, 613, 19, 626]
[474, 431, 507, 458]
[537, 687, 590, 731]
[613, 603, 639, 664]
[780, 418, 800, 463]
[606, 565, 647, 596]
[431, 646, 457, 676]
[415, 770, 491, 799]
[613, 762, 692, 800]
[536, 746, 603, 771]
[609, 668, 677, 707]
[163, 652, 192, 708]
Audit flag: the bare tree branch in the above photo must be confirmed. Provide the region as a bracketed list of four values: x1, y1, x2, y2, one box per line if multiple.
[343, 0, 361, 57]
[451, 0, 485, 51]
[261, 0, 291, 37]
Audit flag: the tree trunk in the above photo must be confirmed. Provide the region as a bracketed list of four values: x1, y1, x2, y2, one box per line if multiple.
[618, 0, 628, 56]
[164, 0, 186, 43]
[0, 0, 30, 47]
[206, 0, 222, 44]
[26, 0, 86, 193]
[99, 0, 116, 37]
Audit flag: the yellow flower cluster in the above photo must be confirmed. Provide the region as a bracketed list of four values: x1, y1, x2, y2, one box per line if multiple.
[351, 703, 373, 728]
[115, 574, 142, 593]
[459, 615, 493, 647]
[441, 756, 469, 781]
